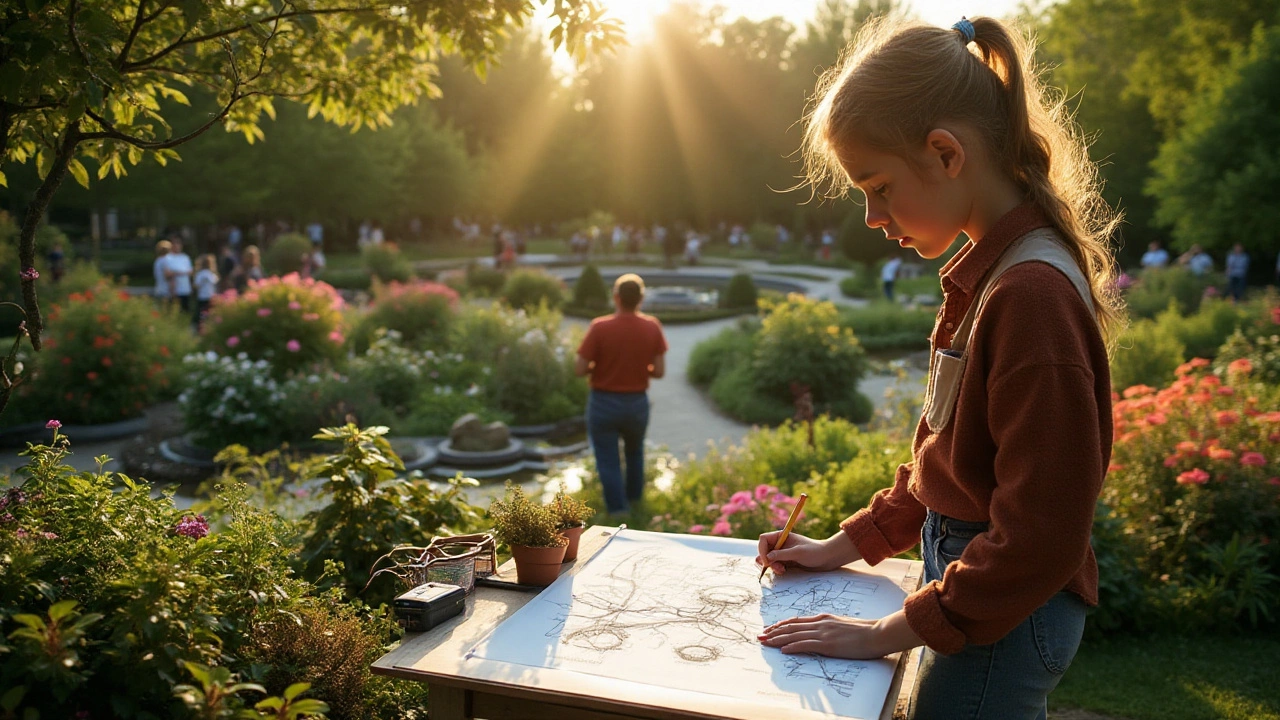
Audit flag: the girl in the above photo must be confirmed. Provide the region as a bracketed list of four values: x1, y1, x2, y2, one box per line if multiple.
[755, 16, 1123, 720]
[232, 245, 264, 293]
[193, 254, 219, 329]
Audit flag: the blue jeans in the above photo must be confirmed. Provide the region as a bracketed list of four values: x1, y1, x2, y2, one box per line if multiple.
[587, 390, 649, 513]
[907, 510, 1087, 720]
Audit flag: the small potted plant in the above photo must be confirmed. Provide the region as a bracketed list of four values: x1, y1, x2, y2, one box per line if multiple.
[550, 487, 595, 562]
[489, 484, 567, 586]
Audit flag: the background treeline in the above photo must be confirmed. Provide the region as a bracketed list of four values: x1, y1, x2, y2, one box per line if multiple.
[2, 0, 1278, 268]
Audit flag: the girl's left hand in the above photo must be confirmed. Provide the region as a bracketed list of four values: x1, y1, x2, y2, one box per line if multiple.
[758, 611, 921, 660]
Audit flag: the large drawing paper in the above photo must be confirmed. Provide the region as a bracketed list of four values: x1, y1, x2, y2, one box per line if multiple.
[470, 530, 912, 719]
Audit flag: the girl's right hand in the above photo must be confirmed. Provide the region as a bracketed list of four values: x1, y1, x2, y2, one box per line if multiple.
[756, 531, 861, 576]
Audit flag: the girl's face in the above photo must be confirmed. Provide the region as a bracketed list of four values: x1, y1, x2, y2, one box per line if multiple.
[838, 136, 972, 260]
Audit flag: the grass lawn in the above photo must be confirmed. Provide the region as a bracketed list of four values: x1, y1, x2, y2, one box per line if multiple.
[1052, 634, 1280, 720]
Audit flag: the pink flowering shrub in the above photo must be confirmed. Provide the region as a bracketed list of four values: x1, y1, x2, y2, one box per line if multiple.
[349, 279, 459, 353]
[201, 273, 345, 377]
[679, 485, 805, 540]
[1100, 359, 1280, 631]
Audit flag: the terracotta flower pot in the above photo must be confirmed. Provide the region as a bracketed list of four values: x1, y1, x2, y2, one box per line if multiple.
[559, 524, 585, 562]
[511, 543, 568, 586]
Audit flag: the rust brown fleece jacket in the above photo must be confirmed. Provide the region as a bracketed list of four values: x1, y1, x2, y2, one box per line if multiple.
[841, 205, 1113, 655]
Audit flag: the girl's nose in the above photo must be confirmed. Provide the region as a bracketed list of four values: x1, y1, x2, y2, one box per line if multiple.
[864, 204, 889, 230]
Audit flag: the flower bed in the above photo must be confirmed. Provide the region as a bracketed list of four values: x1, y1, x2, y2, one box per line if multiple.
[201, 273, 345, 377]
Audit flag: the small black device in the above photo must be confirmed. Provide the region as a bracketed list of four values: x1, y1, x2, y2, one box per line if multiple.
[393, 582, 466, 633]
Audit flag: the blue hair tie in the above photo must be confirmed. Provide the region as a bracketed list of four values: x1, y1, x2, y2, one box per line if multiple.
[952, 17, 975, 44]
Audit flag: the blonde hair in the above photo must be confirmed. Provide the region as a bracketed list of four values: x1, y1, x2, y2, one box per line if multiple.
[242, 245, 261, 267]
[155, 240, 172, 257]
[197, 254, 217, 273]
[802, 16, 1124, 349]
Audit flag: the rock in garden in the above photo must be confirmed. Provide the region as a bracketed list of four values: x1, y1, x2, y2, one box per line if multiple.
[449, 413, 511, 452]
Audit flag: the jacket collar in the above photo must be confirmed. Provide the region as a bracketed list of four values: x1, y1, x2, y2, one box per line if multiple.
[939, 204, 1052, 297]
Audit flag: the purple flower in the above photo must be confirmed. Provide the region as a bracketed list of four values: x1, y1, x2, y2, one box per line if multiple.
[0, 488, 26, 512]
[175, 515, 209, 539]
[46, 419, 62, 430]
[20, 267, 39, 281]
[0, 513, 14, 524]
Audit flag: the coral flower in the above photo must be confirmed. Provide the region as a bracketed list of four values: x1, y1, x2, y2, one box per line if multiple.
[1207, 447, 1234, 461]
[1227, 358, 1253, 375]
[1176, 441, 1199, 454]
[1145, 412, 1168, 426]
[1240, 452, 1267, 467]
[1123, 385, 1156, 398]
[1215, 411, 1240, 426]
[1176, 468, 1210, 485]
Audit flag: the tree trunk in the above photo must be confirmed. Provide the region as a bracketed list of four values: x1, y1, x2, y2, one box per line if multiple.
[18, 121, 80, 351]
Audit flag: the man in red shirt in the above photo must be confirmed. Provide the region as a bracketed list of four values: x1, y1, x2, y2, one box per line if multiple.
[575, 274, 668, 514]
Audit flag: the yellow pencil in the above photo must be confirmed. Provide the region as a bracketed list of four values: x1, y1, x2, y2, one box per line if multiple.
[759, 493, 808, 581]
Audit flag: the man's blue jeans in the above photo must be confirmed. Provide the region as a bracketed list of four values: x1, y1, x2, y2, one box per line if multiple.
[907, 510, 1087, 720]
[587, 390, 649, 514]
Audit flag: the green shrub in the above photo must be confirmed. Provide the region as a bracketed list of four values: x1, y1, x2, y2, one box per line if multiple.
[1215, 330, 1280, 385]
[263, 233, 314, 276]
[747, 221, 777, 252]
[1102, 367, 1280, 633]
[402, 386, 506, 436]
[202, 274, 346, 377]
[464, 262, 506, 296]
[489, 484, 565, 549]
[1154, 297, 1250, 360]
[687, 320, 758, 386]
[448, 301, 562, 367]
[6, 282, 193, 424]
[1111, 318, 1186, 392]
[362, 243, 414, 284]
[299, 425, 483, 603]
[839, 263, 878, 299]
[572, 263, 609, 310]
[486, 324, 586, 425]
[708, 359, 795, 424]
[752, 294, 870, 420]
[838, 302, 935, 352]
[720, 272, 758, 309]
[318, 266, 373, 291]
[349, 280, 458, 353]
[1126, 266, 1216, 318]
[501, 268, 565, 311]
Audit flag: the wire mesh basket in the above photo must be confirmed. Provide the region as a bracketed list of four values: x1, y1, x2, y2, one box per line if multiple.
[365, 533, 496, 595]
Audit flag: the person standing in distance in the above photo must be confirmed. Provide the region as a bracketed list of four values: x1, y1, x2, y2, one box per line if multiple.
[881, 254, 903, 302]
[575, 274, 668, 515]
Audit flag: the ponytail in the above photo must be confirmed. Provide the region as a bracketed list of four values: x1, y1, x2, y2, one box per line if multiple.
[802, 16, 1126, 352]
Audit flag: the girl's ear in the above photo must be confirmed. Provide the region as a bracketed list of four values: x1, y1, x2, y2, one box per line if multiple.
[925, 128, 966, 179]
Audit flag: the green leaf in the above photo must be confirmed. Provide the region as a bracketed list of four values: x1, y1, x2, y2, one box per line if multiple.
[0, 169, 7, 188]
[66, 92, 87, 122]
[179, 0, 203, 29]
[1, 686, 25, 712]
[296, 13, 318, 33]
[67, 158, 89, 189]
[282, 682, 311, 701]
[86, 79, 103, 107]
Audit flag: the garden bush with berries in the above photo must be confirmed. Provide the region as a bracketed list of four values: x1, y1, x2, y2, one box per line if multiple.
[201, 273, 346, 377]
[5, 283, 193, 425]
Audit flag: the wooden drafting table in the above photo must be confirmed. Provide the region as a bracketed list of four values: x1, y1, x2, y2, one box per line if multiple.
[372, 526, 925, 720]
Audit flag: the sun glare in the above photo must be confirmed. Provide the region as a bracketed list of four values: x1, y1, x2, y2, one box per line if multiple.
[597, 0, 671, 38]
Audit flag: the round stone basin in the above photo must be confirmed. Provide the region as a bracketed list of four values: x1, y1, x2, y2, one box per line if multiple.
[642, 286, 718, 312]
[435, 437, 526, 468]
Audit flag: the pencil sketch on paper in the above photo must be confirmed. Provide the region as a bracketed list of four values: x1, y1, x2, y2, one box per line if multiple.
[470, 530, 913, 719]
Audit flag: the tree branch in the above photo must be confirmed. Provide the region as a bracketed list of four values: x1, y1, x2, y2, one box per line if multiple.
[123, 2, 401, 70]
[80, 93, 246, 151]
[115, 0, 150, 70]
[67, 0, 93, 69]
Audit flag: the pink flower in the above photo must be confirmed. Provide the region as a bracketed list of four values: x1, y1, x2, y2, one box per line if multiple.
[1240, 452, 1267, 467]
[286, 339, 301, 353]
[1145, 412, 1167, 426]
[710, 520, 732, 536]
[175, 515, 209, 539]
[328, 330, 344, 344]
[1215, 411, 1240, 426]
[288, 301, 302, 310]
[754, 484, 776, 501]
[729, 490, 754, 506]
[226, 336, 240, 348]
[19, 267, 39, 281]
[689, 524, 705, 533]
[1268, 477, 1280, 486]
[257, 308, 272, 317]
[302, 313, 320, 322]
[1176, 468, 1210, 485]
[45, 419, 61, 430]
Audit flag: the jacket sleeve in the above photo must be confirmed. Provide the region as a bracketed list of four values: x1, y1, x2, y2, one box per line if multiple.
[840, 461, 928, 566]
